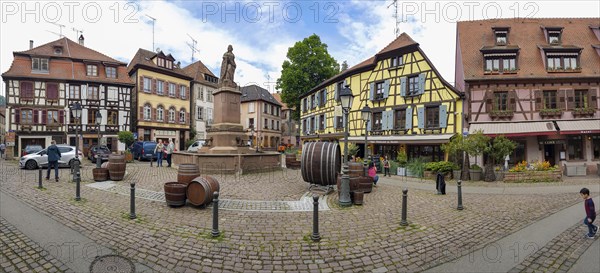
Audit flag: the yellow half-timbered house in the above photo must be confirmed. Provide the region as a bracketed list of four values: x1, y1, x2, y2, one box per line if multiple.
[300, 33, 464, 162]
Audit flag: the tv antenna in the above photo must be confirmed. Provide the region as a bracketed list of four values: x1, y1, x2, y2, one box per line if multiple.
[186, 33, 200, 63]
[49, 22, 65, 37]
[72, 27, 83, 40]
[145, 14, 156, 50]
[387, 0, 400, 38]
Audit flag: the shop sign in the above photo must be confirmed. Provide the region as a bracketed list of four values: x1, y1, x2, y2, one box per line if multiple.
[538, 140, 565, 145]
[5, 132, 15, 142]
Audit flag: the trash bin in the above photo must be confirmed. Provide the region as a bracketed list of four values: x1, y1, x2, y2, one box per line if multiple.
[436, 172, 446, 195]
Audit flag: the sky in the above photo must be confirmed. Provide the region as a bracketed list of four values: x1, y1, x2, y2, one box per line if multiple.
[1, 0, 599, 97]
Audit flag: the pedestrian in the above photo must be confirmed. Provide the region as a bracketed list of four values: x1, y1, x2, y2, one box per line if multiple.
[368, 161, 379, 186]
[580, 188, 598, 238]
[0, 142, 5, 159]
[46, 140, 61, 182]
[166, 138, 175, 167]
[154, 140, 164, 167]
[383, 156, 391, 177]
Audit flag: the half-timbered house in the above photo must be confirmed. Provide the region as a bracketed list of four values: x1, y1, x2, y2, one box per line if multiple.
[128, 49, 193, 151]
[456, 18, 600, 174]
[300, 33, 464, 162]
[1, 36, 134, 157]
[182, 60, 217, 141]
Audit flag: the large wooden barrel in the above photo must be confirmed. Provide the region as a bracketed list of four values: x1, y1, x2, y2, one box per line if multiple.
[177, 164, 200, 185]
[187, 176, 220, 206]
[285, 154, 301, 169]
[164, 182, 187, 207]
[108, 154, 126, 181]
[92, 168, 109, 182]
[301, 142, 341, 186]
[336, 176, 361, 192]
[348, 162, 364, 178]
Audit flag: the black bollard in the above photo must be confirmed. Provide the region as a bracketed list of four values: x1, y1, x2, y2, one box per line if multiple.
[212, 191, 220, 237]
[150, 155, 153, 167]
[74, 160, 81, 201]
[311, 195, 321, 242]
[457, 180, 464, 210]
[38, 166, 43, 189]
[436, 173, 442, 195]
[400, 188, 408, 226]
[129, 182, 137, 219]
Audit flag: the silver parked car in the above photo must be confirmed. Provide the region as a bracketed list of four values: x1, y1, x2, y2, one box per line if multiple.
[19, 145, 83, 170]
[187, 140, 205, 152]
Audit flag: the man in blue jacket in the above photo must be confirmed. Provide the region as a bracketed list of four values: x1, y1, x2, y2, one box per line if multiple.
[46, 140, 61, 182]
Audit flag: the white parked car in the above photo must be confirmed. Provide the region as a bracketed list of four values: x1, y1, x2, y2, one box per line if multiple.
[19, 145, 82, 170]
[187, 140, 205, 152]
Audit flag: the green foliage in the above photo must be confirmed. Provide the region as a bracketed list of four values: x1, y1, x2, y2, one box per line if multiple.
[485, 135, 517, 163]
[424, 161, 459, 173]
[117, 131, 135, 150]
[389, 161, 399, 173]
[276, 34, 340, 120]
[470, 164, 482, 170]
[347, 143, 359, 157]
[463, 130, 490, 158]
[185, 139, 196, 149]
[396, 150, 408, 167]
[284, 147, 299, 154]
[407, 158, 425, 178]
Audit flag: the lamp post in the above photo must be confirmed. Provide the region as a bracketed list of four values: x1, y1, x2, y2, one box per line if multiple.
[361, 105, 371, 176]
[95, 111, 102, 169]
[70, 102, 82, 201]
[338, 84, 354, 206]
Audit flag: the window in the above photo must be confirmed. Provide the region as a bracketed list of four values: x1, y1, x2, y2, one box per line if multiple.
[319, 114, 325, 130]
[372, 112, 382, 131]
[249, 102, 255, 113]
[105, 67, 117, 78]
[179, 109, 186, 123]
[207, 90, 213, 102]
[264, 118, 268, 129]
[207, 108, 213, 120]
[546, 54, 579, 70]
[302, 119, 307, 133]
[156, 80, 164, 95]
[335, 116, 343, 129]
[495, 32, 507, 45]
[548, 31, 561, 44]
[311, 94, 316, 109]
[395, 109, 406, 130]
[107, 87, 118, 101]
[310, 116, 315, 132]
[20, 82, 34, 98]
[494, 92, 509, 111]
[574, 90, 588, 108]
[143, 105, 151, 121]
[32, 58, 48, 72]
[374, 81, 385, 100]
[567, 135, 584, 160]
[88, 109, 98, 125]
[271, 120, 275, 130]
[69, 85, 80, 99]
[86, 65, 98, 76]
[169, 108, 175, 123]
[88, 86, 99, 100]
[108, 111, 118, 125]
[143, 78, 151, 93]
[21, 109, 33, 124]
[336, 82, 344, 101]
[425, 107, 440, 129]
[390, 55, 403, 67]
[592, 135, 600, 160]
[157, 58, 165, 67]
[169, 83, 176, 97]
[303, 99, 308, 112]
[166, 60, 173, 69]
[46, 83, 58, 100]
[180, 86, 186, 99]
[276, 121, 280, 131]
[407, 76, 419, 95]
[47, 110, 59, 124]
[197, 106, 203, 120]
[198, 86, 204, 101]
[543, 91, 557, 109]
[485, 57, 516, 72]
[157, 106, 164, 122]
[320, 89, 327, 106]
[249, 118, 254, 128]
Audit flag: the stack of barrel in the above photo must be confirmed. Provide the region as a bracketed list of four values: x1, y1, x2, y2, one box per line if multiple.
[335, 162, 373, 205]
[164, 163, 220, 208]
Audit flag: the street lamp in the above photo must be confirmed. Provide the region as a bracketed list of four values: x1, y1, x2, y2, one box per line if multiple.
[95, 111, 102, 169]
[338, 84, 354, 206]
[70, 102, 82, 201]
[361, 104, 371, 176]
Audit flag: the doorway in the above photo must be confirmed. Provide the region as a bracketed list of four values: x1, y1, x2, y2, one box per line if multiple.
[544, 144, 556, 166]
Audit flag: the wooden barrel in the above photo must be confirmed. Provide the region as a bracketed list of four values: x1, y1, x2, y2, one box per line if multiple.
[301, 142, 341, 186]
[286, 154, 301, 169]
[177, 164, 200, 185]
[108, 154, 126, 181]
[164, 182, 187, 207]
[101, 162, 109, 169]
[336, 176, 361, 192]
[187, 176, 220, 206]
[353, 192, 364, 205]
[359, 176, 373, 193]
[348, 162, 364, 178]
[92, 168, 109, 182]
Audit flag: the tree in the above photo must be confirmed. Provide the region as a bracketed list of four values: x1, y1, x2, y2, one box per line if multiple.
[341, 60, 349, 72]
[276, 34, 340, 120]
[464, 130, 489, 167]
[483, 135, 517, 181]
[117, 131, 135, 151]
[442, 134, 467, 179]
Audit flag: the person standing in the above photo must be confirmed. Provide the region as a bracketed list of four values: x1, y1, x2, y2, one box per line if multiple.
[383, 156, 391, 177]
[46, 140, 61, 182]
[580, 188, 598, 238]
[166, 139, 175, 167]
[0, 143, 5, 159]
[154, 140, 164, 167]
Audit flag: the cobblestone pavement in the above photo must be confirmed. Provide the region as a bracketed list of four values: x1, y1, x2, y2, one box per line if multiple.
[0, 218, 70, 273]
[0, 159, 595, 272]
[509, 219, 599, 273]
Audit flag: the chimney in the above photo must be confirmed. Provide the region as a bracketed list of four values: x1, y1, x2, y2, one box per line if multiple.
[29, 40, 33, 49]
[78, 34, 84, 46]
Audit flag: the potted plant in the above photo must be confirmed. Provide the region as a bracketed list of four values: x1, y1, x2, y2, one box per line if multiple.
[442, 134, 467, 180]
[117, 131, 135, 162]
[396, 150, 408, 176]
[389, 160, 399, 176]
[469, 164, 483, 180]
[406, 158, 425, 178]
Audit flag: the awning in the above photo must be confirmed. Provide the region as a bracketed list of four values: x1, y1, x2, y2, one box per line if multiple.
[556, 119, 600, 134]
[348, 134, 453, 144]
[470, 121, 557, 137]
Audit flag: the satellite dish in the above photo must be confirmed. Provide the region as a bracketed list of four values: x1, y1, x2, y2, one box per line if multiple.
[156, 47, 161, 53]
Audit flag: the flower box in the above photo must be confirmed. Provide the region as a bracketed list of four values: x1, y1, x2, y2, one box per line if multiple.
[489, 110, 514, 119]
[572, 108, 596, 117]
[539, 109, 563, 118]
[503, 170, 562, 183]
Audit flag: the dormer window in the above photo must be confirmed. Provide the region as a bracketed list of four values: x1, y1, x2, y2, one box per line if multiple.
[543, 27, 563, 44]
[483, 53, 517, 73]
[157, 58, 165, 67]
[32, 58, 49, 72]
[166, 60, 173, 69]
[546, 52, 579, 71]
[390, 55, 403, 67]
[105, 67, 117, 78]
[493, 27, 510, 46]
[86, 64, 98, 76]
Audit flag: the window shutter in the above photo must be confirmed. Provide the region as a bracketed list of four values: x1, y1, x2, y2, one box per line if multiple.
[315, 115, 319, 131]
[417, 107, 425, 129]
[33, 110, 39, 124]
[322, 90, 327, 106]
[315, 93, 319, 107]
[59, 110, 64, 124]
[508, 91, 517, 111]
[15, 109, 20, 124]
[369, 82, 375, 101]
[400, 77, 407, 97]
[588, 89, 597, 109]
[558, 90, 566, 110]
[152, 107, 156, 122]
[485, 91, 493, 113]
[47, 83, 58, 99]
[439, 105, 448, 128]
[381, 111, 388, 130]
[139, 77, 144, 92]
[405, 106, 412, 129]
[186, 86, 189, 100]
[418, 73, 426, 95]
[367, 118, 372, 131]
[186, 112, 189, 124]
[387, 110, 394, 130]
[383, 80, 390, 98]
[175, 85, 180, 98]
[41, 110, 47, 125]
[534, 89, 542, 110]
[334, 85, 339, 101]
[307, 118, 311, 134]
[152, 79, 156, 94]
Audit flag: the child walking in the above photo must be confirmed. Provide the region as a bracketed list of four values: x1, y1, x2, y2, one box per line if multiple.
[580, 188, 598, 238]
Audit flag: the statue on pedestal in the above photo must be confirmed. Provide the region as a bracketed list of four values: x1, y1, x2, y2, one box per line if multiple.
[219, 45, 237, 88]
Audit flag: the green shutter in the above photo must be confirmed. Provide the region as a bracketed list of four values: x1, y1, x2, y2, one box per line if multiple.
[369, 82, 375, 101]
[418, 73, 426, 95]
[383, 80, 390, 98]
